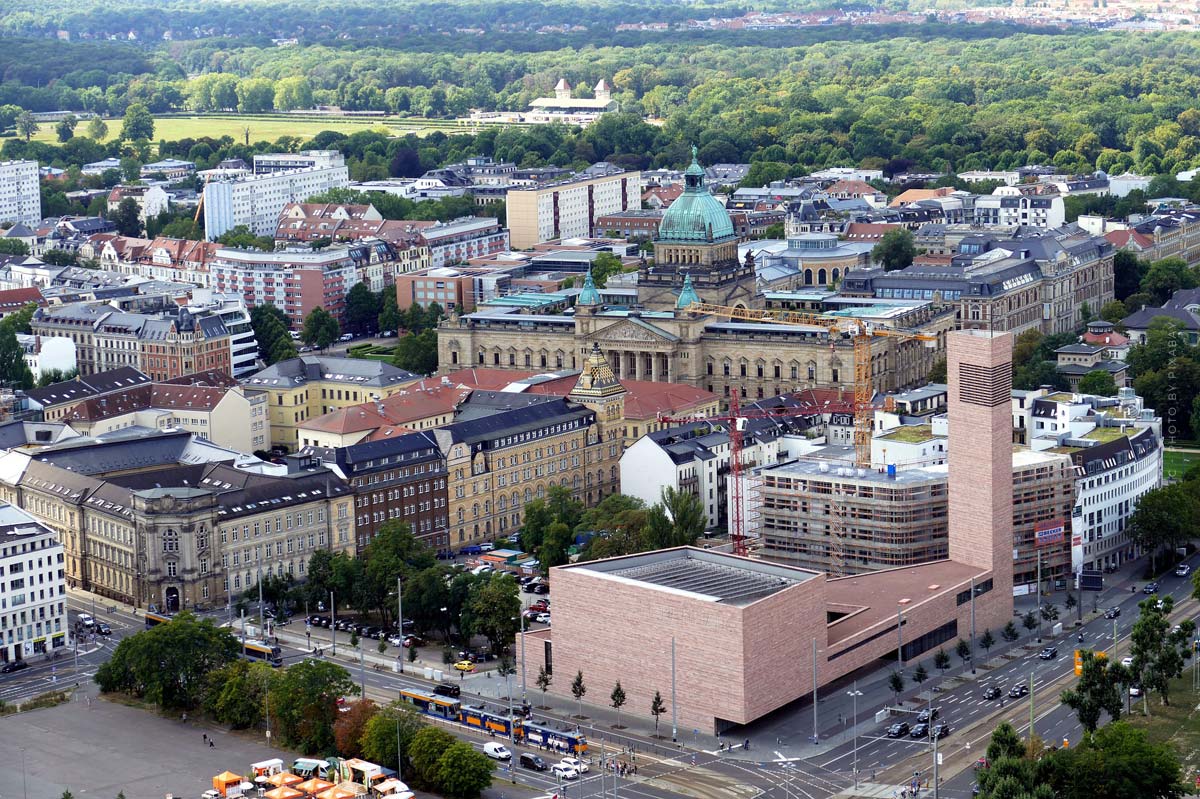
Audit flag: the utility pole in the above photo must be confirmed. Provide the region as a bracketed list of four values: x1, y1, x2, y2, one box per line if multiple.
[1036, 550, 1043, 643]
[240, 609, 246, 646]
[811, 637, 819, 744]
[847, 682, 862, 788]
[670, 636, 677, 742]
[932, 725, 940, 799]
[520, 611, 527, 702]
[970, 575, 976, 674]
[1028, 670, 1034, 739]
[330, 590, 336, 657]
[258, 569, 264, 639]
[897, 606, 904, 673]
[360, 639, 366, 697]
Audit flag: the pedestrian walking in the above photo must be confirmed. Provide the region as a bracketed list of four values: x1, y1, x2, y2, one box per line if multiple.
[203, 733, 208, 744]
[209, 739, 215, 748]
[744, 738, 750, 751]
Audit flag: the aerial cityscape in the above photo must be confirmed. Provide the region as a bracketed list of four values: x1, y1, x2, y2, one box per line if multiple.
[0, 1, 1199, 798]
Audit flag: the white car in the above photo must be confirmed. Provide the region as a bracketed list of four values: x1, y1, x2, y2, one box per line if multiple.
[559, 757, 588, 774]
[535, 612, 551, 624]
[1121, 656, 1134, 668]
[1176, 564, 1191, 577]
[483, 742, 512, 761]
[480, 542, 495, 552]
[551, 763, 579, 780]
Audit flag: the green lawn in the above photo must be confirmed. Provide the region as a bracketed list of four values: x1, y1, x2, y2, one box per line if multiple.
[1163, 449, 1200, 481]
[31, 113, 506, 148]
[1125, 674, 1200, 776]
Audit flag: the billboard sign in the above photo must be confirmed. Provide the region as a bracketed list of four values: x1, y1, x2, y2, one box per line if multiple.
[1035, 520, 1065, 547]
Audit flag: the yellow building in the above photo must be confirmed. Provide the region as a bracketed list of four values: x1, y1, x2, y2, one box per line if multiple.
[243, 355, 423, 451]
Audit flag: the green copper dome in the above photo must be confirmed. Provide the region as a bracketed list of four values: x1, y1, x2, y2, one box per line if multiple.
[578, 266, 600, 305]
[657, 147, 735, 244]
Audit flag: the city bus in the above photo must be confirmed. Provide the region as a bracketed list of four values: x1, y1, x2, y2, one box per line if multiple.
[144, 610, 172, 628]
[243, 640, 284, 667]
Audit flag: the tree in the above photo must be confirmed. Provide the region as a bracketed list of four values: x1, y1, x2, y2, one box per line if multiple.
[888, 671, 904, 702]
[269, 658, 356, 754]
[933, 649, 950, 674]
[120, 103, 154, 142]
[610, 681, 627, 729]
[461, 572, 520, 655]
[980, 629, 995, 655]
[536, 665, 552, 709]
[872, 228, 917, 271]
[985, 722, 1025, 764]
[956, 638, 972, 664]
[1100, 300, 1128, 323]
[927, 357, 947, 384]
[1127, 484, 1199, 573]
[110, 197, 142, 237]
[55, 114, 78, 143]
[409, 726, 458, 789]
[360, 702, 426, 773]
[539, 521, 573, 571]
[913, 663, 928, 685]
[571, 669, 587, 718]
[1049, 722, 1184, 799]
[643, 486, 706, 549]
[275, 77, 314, 112]
[1077, 370, 1118, 397]
[1131, 597, 1195, 708]
[436, 741, 495, 799]
[345, 282, 380, 336]
[1002, 621, 1019, 642]
[86, 117, 108, 141]
[95, 612, 239, 709]
[334, 698, 377, 758]
[215, 225, 275, 251]
[1040, 604, 1060, 623]
[650, 690, 666, 737]
[302, 306, 341, 349]
[1061, 650, 1125, 732]
[0, 324, 36, 390]
[204, 659, 273, 729]
[393, 329, 437, 374]
[1023, 610, 1039, 634]
[379, 290, 401, 333]
[0, 239, 30, 256]
[15, 110, 38, 141]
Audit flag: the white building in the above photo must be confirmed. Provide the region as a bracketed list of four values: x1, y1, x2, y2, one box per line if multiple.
[16, 335, 77, 380]
[253, 150, 345, 174]
[109, 185, 170, 223]
[958, 170, 1022, 186]
[506, 170, 641, 249]
[187, 290, 259, 378]
[1108, 172, 1152, 198]
[972, 187, 1065, 229]
[203, 152, 350, 239]
[0, 502, 68, 665]
[419, 217, 510, 269]
[808, 167, 884, 183]
[0, 160, 41, 228]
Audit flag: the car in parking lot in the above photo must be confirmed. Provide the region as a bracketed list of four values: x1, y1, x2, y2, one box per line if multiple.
[454, 660, 476, 672]
[983, 686, 1002, 701]
[551, 763, 579, 780]
[910, 723, 929, 739]
[1104, 607, 1121, 619]
[559, 757, 588, 774]
[1038, 646, 1058, 660]
[1129, 683, 1143, 697]
[886, 722, 910, 738]
[530, 599, 550, 612]
[483, 742, 511, 761]
[480, 542, 495, 552]
[931, 723, 950, 740]
[534, 612, 551, 624]
[1143, 582, 1159, 594]
[1008, 683, 1028, 698]
[338, 333, 353, 343]
[529, 583, 549, 594]
[916, 707, 940, 723]
[1176, 564, 1191, 577]
[1, 660, 28, 674]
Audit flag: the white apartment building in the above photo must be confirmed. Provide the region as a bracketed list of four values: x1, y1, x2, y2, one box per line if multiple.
[0, 160, 41, 228]
[419, 217, 510, 269]
[506, 170, 641, 249]
[0, 503, 68, 665]
[188, 290, 260, 378]
[253, 151, 345, 174]
[204, 152, 350, 239]
[972, 188, 1065, 229]
[958, 170, 1022, 186]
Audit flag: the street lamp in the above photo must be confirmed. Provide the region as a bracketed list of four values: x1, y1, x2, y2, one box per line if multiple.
[846, 683, 863, 788]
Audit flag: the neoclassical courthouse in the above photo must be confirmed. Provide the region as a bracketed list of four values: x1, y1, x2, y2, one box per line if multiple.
[436, 156, 1111, 401]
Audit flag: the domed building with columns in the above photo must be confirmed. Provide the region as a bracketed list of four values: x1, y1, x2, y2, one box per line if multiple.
[437, 154, 948, 402]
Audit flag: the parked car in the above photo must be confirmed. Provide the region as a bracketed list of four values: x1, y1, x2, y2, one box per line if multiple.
[363, 626, 383, 639]
[403, 635, 423, 648]
[1121, 656, 1134, 668]
[1176, 564, 1191, 577]
[1143, 582, 1159, 594]
[886, 722, 910, 738]
[916, 707, 940, 723]
[931, 723, 951, 740]
[338, 333, 353, 343]
[1129, 683, 1143, 697]
[1, 660, 28, 674]
[77, 613, 95, 630]
[483, 742, 512, 761]
[534, 612, 551, 624]
[1038, 647, 1058, 660]
[529, 583, 549, 595]
[522, 609, 542, 622]
[551, 764, 579, 780]
[559, 757, 588, 774]
[1008, 683, 1028, 698]
[1104, 607, 1121, 619]
[910, 723, 929, 739]
[433, 683, 461, 698]
[454, 660, 476, 672]
[387, 634, 405, 647]
[983, 686, 1002, 701]
[520, 753, 548, 772]
[530, 599, 550, 612]
[480, 542, 495, 552]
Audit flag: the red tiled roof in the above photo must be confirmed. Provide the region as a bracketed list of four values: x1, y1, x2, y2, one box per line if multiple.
[889, 187, 955, 207]
[826, 179, 877, 197]
[614, 380, 717, 421]
[63, 383, 232, 421]
[790, 387, 855, 413]
[302, 405, 394, 435]
[0, 287, 44, 312]
[1082, 331, 1130, 347]
[300, 384, 470, 434]
[1105, 229, 1153, 250]
[440, 368, 536, 391]
[843, 223, 899, 241]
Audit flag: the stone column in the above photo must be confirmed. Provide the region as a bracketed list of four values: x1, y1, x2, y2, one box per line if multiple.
[650, 352, 659, 383]
[631, 351, 641, 380]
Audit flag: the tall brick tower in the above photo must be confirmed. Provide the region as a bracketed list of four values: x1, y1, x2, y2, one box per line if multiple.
[947, 330, 1015, 604]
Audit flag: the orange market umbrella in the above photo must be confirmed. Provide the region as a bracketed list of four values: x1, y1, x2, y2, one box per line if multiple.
[268, 773, 303, 788]
[316, 788, 355, 799]
[264, 787, 304, 799]
[296, 778, 333, 795]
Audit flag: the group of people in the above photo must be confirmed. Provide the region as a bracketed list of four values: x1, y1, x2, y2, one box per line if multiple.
[604, 757, 637, 777]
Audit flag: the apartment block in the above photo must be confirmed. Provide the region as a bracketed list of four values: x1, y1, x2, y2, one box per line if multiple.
[0, 160, 41, 228]
[507, 171, 641, 249]
[204, 151, 349, 239]
[0, 503, 68, 665]
[418, 217, 509, 268]
[209, 247, 359, 328]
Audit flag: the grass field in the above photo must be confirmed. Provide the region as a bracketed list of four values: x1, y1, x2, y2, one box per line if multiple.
[1126, 674, 1200, 777]
[1163, 448, 1200, 480]
[31, 112, 507, 147]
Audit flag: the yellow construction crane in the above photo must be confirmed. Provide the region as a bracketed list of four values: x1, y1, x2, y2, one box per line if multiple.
[683, 301, 938, 468]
